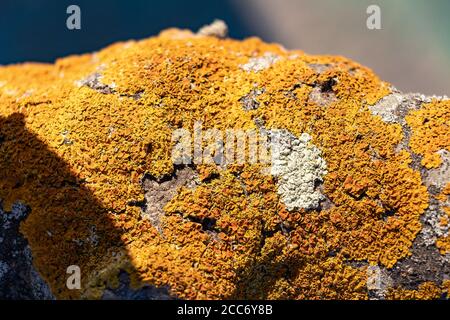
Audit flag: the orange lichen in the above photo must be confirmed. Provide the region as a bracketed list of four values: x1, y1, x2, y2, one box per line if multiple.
[387, 282, 443, 300]
[436, 206, 450, 254]
[435, 184, 450, 254]
[0, 28, 443, 299]
[406, 99, 450, 169]
[443, 280, 450, 298]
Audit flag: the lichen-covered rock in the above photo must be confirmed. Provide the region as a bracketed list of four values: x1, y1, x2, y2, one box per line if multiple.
[0, 22, 449, 300]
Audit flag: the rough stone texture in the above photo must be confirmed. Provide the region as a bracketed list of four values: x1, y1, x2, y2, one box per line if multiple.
[0, 22, 449, 300]
[0, 202, 54, 299]
[140, 166, 198, 233]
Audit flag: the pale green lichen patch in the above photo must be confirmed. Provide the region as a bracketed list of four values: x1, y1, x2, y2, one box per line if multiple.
[270, 130, 327, 211]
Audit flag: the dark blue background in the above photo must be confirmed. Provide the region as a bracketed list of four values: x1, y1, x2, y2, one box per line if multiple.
[0, 0, 257, 64]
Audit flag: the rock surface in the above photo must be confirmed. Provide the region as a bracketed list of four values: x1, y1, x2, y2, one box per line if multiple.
[0, 22, 449, 299]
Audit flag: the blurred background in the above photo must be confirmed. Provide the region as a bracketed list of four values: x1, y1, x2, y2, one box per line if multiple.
[1, 0, 449, 95]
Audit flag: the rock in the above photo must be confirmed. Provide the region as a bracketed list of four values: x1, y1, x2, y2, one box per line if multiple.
[0, 22, 449, 300]
[0, 203, 54, 299]
[197, 19, 228, 38]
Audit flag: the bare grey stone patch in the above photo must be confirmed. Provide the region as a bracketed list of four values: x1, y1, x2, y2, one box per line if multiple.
[421, 198, 449, 246]
[390, 229, 449, 291]
[72, 224, 100, 247]
[367, 265, 392, 300]
[0, 201, 54, 299]
[197, 19, 228, 38]
[60, 129, 74, 146]
[368, 93, 405, 123]
[240, 88, 265, 111]
[367, 91, 436, 173]
[76, 71, 146, 100]
[369, 89, 447, 127]
[422, 149, 450, 192]
[240, 53, 281, 73]
[308, 85, 338, 107]
[76, 72, 116, 94]
[140, 166, 198, 233]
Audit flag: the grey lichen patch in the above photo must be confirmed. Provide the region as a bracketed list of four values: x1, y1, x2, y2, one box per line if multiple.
[76, 72, 116, 94]
[270, 130, 327, 211]
[197, 19, 228, 39]
[240, 88, 265, 111]
[240, 52, 281, 73]
[141, 166, 198, 233]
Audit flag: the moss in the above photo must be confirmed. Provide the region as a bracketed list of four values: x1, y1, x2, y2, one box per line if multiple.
[0, 28, 445, 299]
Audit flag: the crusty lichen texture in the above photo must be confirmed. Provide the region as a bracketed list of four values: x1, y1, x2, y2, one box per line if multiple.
[0, 25, 448, 300]
[406, 100, 450, 169]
